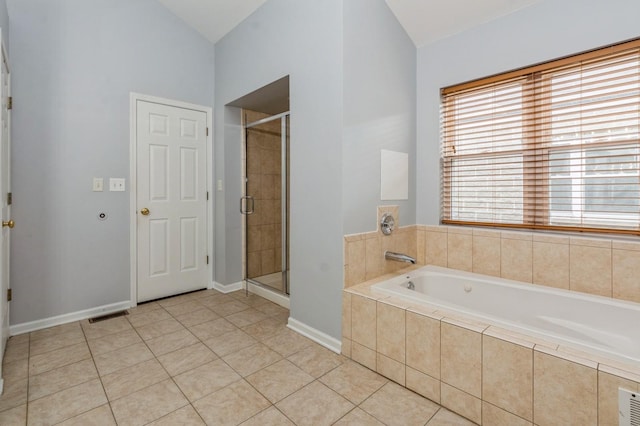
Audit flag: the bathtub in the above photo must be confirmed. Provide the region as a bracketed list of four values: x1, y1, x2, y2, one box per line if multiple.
[372, 265, 640, 365]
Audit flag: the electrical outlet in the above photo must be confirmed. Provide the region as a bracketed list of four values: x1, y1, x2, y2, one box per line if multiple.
[109, 178, 126, 192]
[92, 177, 104, 192]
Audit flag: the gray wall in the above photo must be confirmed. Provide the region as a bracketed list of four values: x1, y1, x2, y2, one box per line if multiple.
[0, 0, 8, 52]
[342, 0, 416, 234]
[214, 0, 344, 338]
[8, 0, 214, 325]
[416, 0, 640, 225]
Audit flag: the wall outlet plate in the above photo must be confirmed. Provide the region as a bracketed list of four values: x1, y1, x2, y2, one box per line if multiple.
[92, 177, 103, 192]
[109, 178, 126, 192]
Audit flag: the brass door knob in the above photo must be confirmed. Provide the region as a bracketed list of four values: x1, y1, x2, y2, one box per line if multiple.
[2, 219, 14, 228]
[140, 208, 150, 216]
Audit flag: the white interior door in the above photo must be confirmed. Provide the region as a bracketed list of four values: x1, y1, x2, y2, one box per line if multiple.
[0, 46, 10, 372]
[136, 100, 208, 302]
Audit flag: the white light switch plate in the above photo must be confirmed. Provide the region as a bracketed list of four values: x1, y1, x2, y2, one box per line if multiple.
[109, 178, 126, 192]
[92, 177, 103, 192]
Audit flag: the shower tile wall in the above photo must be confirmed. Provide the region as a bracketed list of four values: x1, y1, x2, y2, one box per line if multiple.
[246, 111, 282, 279]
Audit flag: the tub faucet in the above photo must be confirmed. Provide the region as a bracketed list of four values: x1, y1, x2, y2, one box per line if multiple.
[384, 251, 416, 264]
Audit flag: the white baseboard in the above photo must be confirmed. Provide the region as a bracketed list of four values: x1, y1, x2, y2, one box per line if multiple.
[9, 301, 131, 336]
[287, 317, 341, 354]
[0, 377, 3, 394]
[211, 281, 243, 293]
[245, 282, 290, 309]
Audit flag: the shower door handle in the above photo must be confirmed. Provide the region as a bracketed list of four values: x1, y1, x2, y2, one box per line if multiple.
[240, 196, 255, 215]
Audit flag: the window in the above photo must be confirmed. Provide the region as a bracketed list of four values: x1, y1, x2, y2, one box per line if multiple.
[441, 39, 640, 235]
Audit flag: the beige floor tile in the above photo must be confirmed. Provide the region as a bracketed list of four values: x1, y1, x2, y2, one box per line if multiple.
[56, 404, 116, 426]
[253, 301, 288, 317]
[135, 318, 185, 341]
[360, 382, 440, 426]
[222, 343, 282, 377]
[27, 378, 107, 425]
[203, 328, 257, 357]
[228, 291, 270, 306]
[246, 359, 314, 403]
[193, 380, 270, 425]
[157, 292, 200, 307]
[145, 328, 199, 356]
[427, 408, 476, 425]
[226, 308, 269, 327]
[174, 359, 241, 402]
[276, 381, 354, 426]
[240, 406, 294, 425]
[210, 300, 251, 317]
[263, 328, 313, 357]
[29, 342, 91, 376]
[147, 405, 205, 425]
[157, 342, 217, 376]
[30, 322, 80, 341]
[2, 358, 29, 383]
[189, 318, 237, 340]
[333, 407, 384, 425]
[127, 308, 172, 328]
[242, 317, 287, 341]
[0, 378, 27, 412]
[287, 344, 345, 378]
[319, 361, 387, 405]
[3, 340, 29, 363]
[127, 301, 161, 316]
[173, 307, 220, 327]
[110, 379, 188, 426]
[81, 317, 133, 340]
[101, 358, 169, 401]
[29, 329, 85, 356]
[163, 300, 206, 317]
[93, 342, 154, 376]
[86, 328, 142, 356]
[482, 402, 532, 426]
[28, 359, 98, 401]
[199, 294, 235, 308]
[0, 404, 26, 425]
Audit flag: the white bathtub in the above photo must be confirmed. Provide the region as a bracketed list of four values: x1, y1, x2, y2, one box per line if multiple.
[372, 265, 640, 365]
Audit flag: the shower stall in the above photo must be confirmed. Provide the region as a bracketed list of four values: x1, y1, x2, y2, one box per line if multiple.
[241, 110, 290, 295]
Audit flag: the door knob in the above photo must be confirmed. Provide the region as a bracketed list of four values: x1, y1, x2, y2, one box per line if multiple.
[140, 208, 150, 216]
[2, 219, 14, 228]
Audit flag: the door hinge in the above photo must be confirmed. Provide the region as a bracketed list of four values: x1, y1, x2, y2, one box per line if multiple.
[7, 96, 12, 110]
[206, 191, 209, 201]
[206, 255, 209, 265]
[7, 192, 11, 205]
[7, 288, 11, 302]
[206, 127, 209, 136]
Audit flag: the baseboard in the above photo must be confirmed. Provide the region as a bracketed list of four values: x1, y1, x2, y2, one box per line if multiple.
[287, 317, 341, 354]
[246, 282, 290, 309]
[9, 301, 131, 336]
[0, 377, 3, 394]
[211, 281, 243, 293]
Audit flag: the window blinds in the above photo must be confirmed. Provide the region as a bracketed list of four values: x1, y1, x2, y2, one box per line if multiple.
[441, 39, 640, 235]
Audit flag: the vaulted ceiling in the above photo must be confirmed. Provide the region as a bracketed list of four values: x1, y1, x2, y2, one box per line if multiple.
[156, 0, 541, 47]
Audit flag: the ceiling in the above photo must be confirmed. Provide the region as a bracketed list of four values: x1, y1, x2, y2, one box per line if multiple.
[156, 0, 541, 47]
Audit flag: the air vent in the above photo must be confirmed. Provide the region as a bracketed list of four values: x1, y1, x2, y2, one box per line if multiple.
[88, 310, 129, 323]
[619, 388, 640, 426]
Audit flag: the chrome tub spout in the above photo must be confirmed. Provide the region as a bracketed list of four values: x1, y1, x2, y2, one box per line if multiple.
[384, 251, 416, 264]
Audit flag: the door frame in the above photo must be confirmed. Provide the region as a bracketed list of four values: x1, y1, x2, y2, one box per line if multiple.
[129, 93, 213, 307]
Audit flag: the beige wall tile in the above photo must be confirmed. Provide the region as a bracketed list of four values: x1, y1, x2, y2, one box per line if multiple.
[533, 241, 569, 290]
[612, 240, 640, 251]
[482, 335, 533, 421]
[501, 231, 532, 241]
[351, 342, 376, 371]
[417, 230, 426, 264]
[570, 245, 612, 297]
[613, 249, 640, 303]
[447, 226, 473, 235]
[441, 322, 482, 397]
[406, 312, 440, 379]
[425, 230, 448, 267]
[347, 239, 366, 287]
[406, 367, 440, 404]
[365, 235, 383, 281]
[532, 233, 569, 244]
[376, 353, 405, 386]
[598, 370, 639, 426]
[341, 338, 351, 358]
[482, 402, 532, 426]
[440, 383, 481, 425]
[351, 295, 376, 350]
[570, 236, 611, 248]
[448, 232, 472, 272]
[533, 351, 597, 426]
[472, 235, 500, 277]
[501, 238, 532, 283]
[376, 302, 405, 363]
[342, 292, 352, 340]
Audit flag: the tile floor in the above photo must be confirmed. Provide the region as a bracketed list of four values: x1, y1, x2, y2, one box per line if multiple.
[0, 289, 474, 425]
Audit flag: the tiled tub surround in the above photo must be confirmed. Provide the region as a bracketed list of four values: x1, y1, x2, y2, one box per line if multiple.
[342, 277, 640, 425]
[345, 225, 640, 305]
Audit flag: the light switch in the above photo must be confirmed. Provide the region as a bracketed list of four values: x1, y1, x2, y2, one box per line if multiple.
[109, 178, 126, 192]
[92, 178, 103, 192]
[217, 179, 223, 191]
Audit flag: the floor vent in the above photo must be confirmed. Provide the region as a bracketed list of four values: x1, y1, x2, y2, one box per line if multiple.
[88, 310, 129, 324]
[619, 388, 640, 426]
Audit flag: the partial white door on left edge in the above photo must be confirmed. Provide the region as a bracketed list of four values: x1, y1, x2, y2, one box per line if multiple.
[0, 44, 10, 370]
[136, 100, 208, 302]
